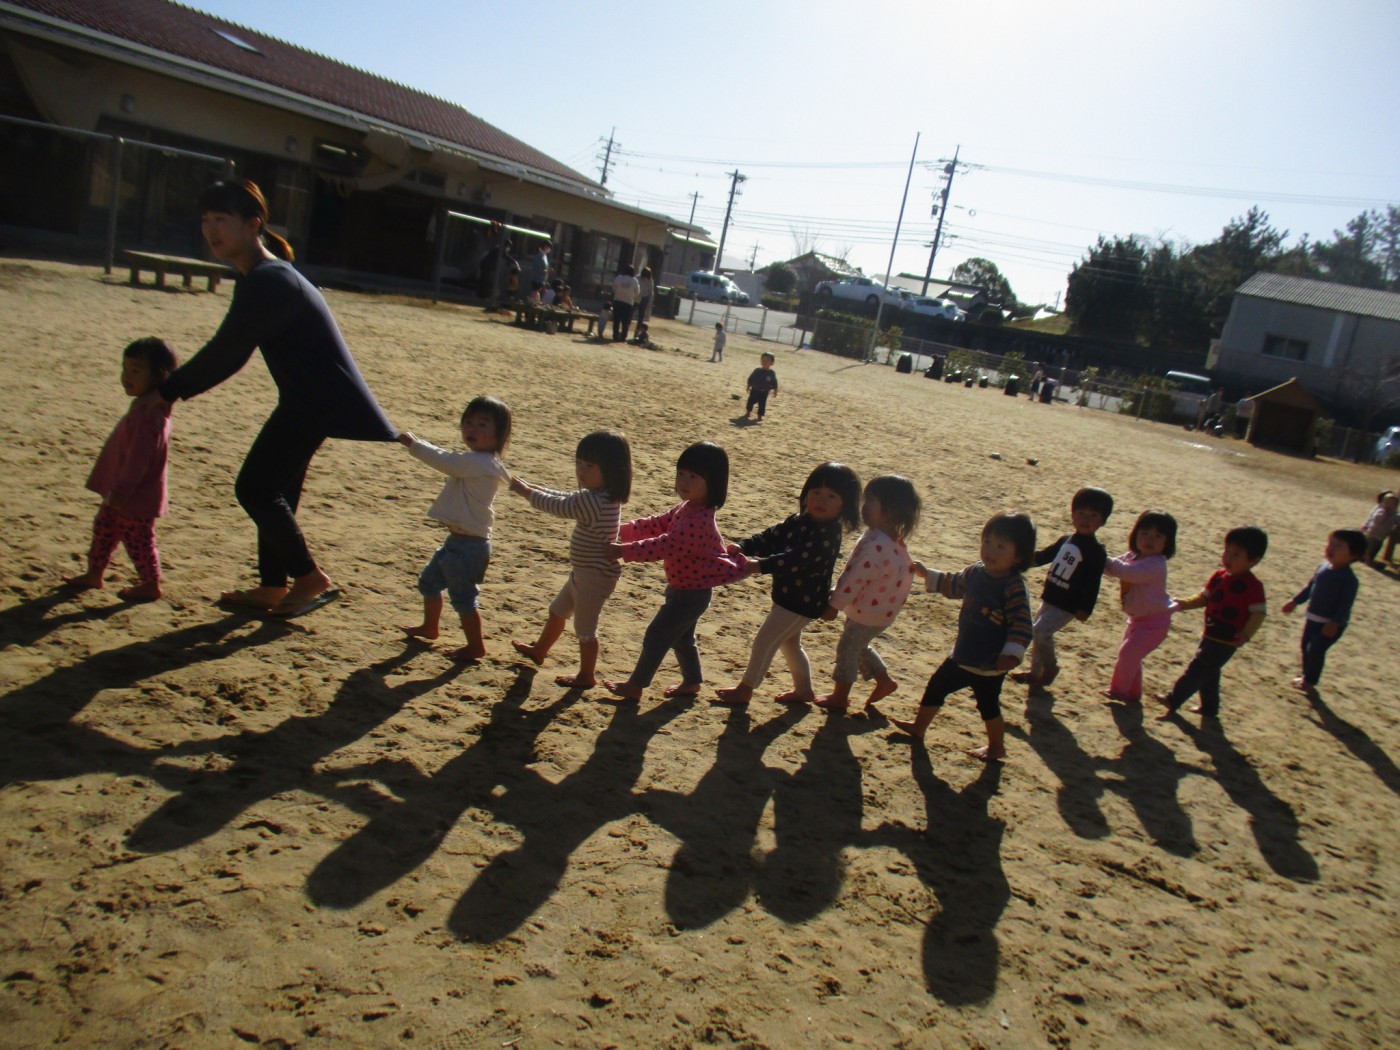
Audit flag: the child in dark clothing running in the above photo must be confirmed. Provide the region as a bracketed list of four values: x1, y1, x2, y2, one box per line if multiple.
[1013, 486, 1112, 693]
[745, 354, 779, 420]
[1281, 528, 1364, 694]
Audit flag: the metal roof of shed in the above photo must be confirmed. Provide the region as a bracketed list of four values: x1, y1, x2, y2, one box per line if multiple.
[1236, 272, 1400, 323]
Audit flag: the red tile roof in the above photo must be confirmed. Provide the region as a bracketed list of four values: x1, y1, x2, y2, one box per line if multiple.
[5, 0, 599, 190]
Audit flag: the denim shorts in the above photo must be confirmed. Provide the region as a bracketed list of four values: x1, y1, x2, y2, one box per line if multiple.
[418, 533, 491, 614]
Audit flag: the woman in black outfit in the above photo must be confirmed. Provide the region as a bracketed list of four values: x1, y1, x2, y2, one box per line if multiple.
[150, 180, 397, 615]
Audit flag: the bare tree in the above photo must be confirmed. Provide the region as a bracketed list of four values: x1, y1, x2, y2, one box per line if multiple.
[789, 225, 820, 259]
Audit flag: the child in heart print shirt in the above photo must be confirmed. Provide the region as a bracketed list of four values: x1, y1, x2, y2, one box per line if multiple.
[816, 475, 922, 711]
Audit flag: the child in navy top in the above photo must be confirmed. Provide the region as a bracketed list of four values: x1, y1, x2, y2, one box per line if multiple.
[715, 462, 862, 706]
[1014, 486, 1112, 693]
[892, 512, 1036, 761]
[1282, 528, 1364, 693]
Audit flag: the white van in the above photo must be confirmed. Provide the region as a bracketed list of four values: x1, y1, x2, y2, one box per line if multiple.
[687, 271, 748, 304]
[1165, 370, 1215, 421]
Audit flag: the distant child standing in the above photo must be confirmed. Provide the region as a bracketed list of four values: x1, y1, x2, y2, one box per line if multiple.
[398, 396, 512, 662]
[603, 441, 749, 700]
[816, 475, 922, 711]
[509, 430, 632, 688]
[1282, 528, 1365, 693]
[1361, 490, 1398, 566]
[715, 461, 863, 706]
[1014, 486, 1113, 692]
[745, 354, 779, 420]
[1157, 525, 1268, 719]
[68, 337, 178, 602]
[711, 322, 726, 363]
[1101, 510, 1178, 703]
[892, 511, 1036, 761]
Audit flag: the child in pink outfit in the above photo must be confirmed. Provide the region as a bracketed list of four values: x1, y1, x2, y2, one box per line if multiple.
[817, 475, 922, 711]
[603, 441, 749, 700]
[1101, 510, 1178, 702]
[67, 338, 178, 602]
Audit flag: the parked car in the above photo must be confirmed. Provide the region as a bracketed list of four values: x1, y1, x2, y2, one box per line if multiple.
[686, 271, 748, 304]
[907, 295, 965, 321]
[1165, 370, 1215, 422]
[1374, 425, 1400, 463]
[814, 275, 900, 308]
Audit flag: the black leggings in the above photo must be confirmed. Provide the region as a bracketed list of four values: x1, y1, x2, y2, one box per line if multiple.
[235, 405, 325, 588]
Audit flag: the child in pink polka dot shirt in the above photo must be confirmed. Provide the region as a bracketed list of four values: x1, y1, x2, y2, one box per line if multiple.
[817, 475, 922, 711]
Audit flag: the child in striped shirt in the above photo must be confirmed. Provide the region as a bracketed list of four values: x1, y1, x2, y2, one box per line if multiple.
[509, 430, 632, 689]
[892, 511, 1036, 761]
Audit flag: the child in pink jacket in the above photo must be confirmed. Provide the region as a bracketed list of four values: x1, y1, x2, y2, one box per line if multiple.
[68, 338, 178, 602]
[1101, 510, 1178, 702]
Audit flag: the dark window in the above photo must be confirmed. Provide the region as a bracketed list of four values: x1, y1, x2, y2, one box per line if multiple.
[1261, 334, 1308, 361]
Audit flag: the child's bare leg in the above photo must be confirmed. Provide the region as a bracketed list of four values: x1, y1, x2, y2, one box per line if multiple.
[890, 705, 937, 741]
[118, 580, 162, 602]
[864, 673, 898, 708]
[401, 596, 443, 640]
[513, 613, 566, 665]
[715, 681, 754, 706]
[969, 716, 1006, 761]
[449, 610, 486, 662]
[816, 681, 853, 710]
[557, 638, 599, 688]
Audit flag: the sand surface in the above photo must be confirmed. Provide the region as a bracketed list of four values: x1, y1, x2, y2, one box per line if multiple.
[1, 257, 1397, 1048]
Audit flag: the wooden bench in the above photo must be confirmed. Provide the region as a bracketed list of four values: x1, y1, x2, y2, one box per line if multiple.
[514, 302, 592, 334]
[123, 250, 232, 292]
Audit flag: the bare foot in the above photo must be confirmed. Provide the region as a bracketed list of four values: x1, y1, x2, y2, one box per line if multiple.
[603, 680, 642, 701]
[65, 570, 105, 591]
[1290, 676, 1309, 691]
[279, 569, 333, 609]
[511, 639, 545, 664]
[400, 624, 441, 641]
[555, 673, 596, 689]
[865, 678, 898, 707]
[663, 683, 701, 698]
[714, 683, 753, 706]
[815, 695, 850, 711]
[448, 645, 485, 663]
[773, 690, 815, 705]
[223, 585, 287, 609]
[117, 581, 161, 602]
[969, 745, 1006, 762]
[1009, 671, 1036, 684]
[890, 717, 926, 740]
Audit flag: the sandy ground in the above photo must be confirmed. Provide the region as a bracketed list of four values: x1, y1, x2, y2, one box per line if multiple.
[0, 256, 1397, 1049]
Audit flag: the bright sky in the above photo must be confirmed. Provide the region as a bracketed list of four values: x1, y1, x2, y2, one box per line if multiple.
[190, 0, 1398, 307]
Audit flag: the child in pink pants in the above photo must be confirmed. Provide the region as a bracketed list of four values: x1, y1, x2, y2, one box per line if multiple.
[1101, 510, 1178, 703]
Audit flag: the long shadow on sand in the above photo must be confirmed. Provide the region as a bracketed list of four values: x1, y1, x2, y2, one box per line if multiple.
[869, 749, 1007, 1005]
[642, 703, 809, 929]
[1006, 690, 1110, 839]
[1102, 702, 1199, 856]
[1303, 688, 1400, 796]
[127, 647, 467, 854]
[0, 585, 130, 649]
[1171, 714, 1319, 882]
[0, 612, 289, 791]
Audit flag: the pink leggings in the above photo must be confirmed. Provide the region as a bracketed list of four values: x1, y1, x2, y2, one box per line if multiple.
[1108, 612, 1171, 701]
[89, 503, 161, 584]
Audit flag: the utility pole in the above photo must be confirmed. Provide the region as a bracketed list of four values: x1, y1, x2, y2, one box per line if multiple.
[677, 190, 700, 276]
[597, 127, 618, 186]
[714, 169, 746, 275]
[749, 241, 760, 269]
[922, 144, 960, 295]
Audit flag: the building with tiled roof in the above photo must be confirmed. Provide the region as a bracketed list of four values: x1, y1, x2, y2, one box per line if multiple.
[0, 0, 708, 296]
[1215, 272, 1400, 426]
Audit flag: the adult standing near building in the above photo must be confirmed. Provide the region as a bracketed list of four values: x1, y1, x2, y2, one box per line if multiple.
[146, 179, 398, 616]
[528, 240, 552, 294]
[637, 266, 655, 325]
[611, 264, 641, 342]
